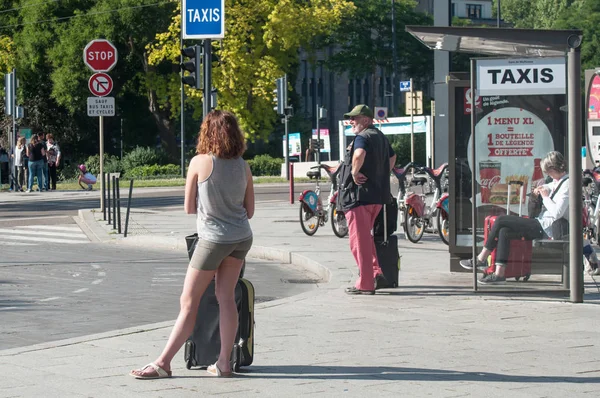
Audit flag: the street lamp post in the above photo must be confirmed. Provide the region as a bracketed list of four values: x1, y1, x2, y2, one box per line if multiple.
[497, 0, 501, 28]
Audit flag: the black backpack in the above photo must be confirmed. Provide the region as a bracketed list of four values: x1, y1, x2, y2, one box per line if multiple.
[336, 140, 359, 211]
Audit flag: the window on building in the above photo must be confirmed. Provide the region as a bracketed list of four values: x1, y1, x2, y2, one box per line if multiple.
[451, 3, 455, 17]
[466, 4, 482, 19]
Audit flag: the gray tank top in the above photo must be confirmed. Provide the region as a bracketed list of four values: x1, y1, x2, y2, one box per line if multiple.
[196, 156, 252, 243]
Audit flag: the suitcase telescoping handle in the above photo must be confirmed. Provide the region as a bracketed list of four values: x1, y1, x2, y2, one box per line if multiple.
[507, 180, 524, 216]
[383, 200, 388, 245]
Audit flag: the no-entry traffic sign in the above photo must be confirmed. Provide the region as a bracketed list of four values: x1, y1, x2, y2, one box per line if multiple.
[88, 73, 113, 97]
[84, 39, 118, 72]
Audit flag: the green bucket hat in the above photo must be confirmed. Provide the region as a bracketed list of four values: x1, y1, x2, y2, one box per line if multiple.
[344, 104, 373, 119]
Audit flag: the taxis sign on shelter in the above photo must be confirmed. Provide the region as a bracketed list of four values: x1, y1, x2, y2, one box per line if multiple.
[87, 97, 115, 117]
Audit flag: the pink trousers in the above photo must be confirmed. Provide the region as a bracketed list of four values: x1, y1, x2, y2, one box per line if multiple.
[345, 204, 383, 290]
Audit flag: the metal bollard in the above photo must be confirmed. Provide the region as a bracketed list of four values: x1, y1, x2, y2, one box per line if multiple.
[289, 162, 294, 204]
[102, 172, 106, 221]
[106, 174, 111, 225]
[124, 179, 134, 238]
[112, 175, 117, 230]
[116, 177, 122, 234]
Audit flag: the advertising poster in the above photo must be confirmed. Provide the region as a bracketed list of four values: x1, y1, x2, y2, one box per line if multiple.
[282, 132, 301, 158]
[452, 57, 567, 247]
[312, 129, 331, 153]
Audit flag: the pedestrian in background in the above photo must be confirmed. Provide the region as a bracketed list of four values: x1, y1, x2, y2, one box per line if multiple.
[130, 110, 255, 379]
[339, 104, 396, 295]
[12, 136, 26, 191]
[38, 132, 49, 190]
[460, 151, 568, 284]
[45, 134, 61, 190]
[26, 135, 45, 192]
[77, 164, 96, 191]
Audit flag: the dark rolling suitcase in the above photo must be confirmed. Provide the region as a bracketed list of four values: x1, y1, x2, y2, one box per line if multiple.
[374, 202, 400, 288]
[184, 278, 255, 371]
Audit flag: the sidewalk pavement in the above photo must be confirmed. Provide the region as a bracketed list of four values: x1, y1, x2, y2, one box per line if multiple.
[1, 192, 600, 397]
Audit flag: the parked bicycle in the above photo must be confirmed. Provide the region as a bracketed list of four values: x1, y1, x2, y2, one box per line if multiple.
[403, 163, 449, 244]
[298, 164, 348, 238]
[583, 170, 600, 245]
[391, 162, 417, 233]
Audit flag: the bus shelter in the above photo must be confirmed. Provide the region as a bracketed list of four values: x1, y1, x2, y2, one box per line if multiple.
[406, 26, 584, 303]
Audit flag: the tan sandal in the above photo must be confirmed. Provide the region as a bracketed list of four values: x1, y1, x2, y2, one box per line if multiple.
[207, 363, 232, 377]
[130, 362, 172, 379]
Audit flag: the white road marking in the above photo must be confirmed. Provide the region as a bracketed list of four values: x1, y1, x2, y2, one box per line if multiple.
[91, 264, 101, 269]
[39, 297, 61, 302]
[20, 225, 83, 232]
[73, 288, 89, 293]
[91, 279, 103, 285]
[97, 271, 106, 277]
[0, 228, 89, 240]
[0, 307, 18, 311]
[0, 224, 90, 245]
[0, 241, 36, 246]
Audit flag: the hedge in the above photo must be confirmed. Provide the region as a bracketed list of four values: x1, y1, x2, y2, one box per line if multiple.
[247, 154, 283, 176]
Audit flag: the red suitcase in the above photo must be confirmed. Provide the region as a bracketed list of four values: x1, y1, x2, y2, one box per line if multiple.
[483, 181, 532, 281]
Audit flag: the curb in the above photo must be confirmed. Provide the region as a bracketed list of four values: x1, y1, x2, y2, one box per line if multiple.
[77, 209, 333, 284]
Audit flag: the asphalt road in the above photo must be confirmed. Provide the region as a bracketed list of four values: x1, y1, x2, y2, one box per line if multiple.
[0, 184, 321, 349]
[0, 183, 317, 225]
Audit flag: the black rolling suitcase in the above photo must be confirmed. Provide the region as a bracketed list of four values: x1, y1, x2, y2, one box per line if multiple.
[374, 201, 400, 288]
[184, 278, 255, 371]
[183, 234, 254, 372]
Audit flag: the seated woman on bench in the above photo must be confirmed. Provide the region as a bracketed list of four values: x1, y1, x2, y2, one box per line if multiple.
[460, 151, 569, 284]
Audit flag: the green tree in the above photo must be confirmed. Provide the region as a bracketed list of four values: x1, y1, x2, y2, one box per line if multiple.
[497, 0, 571, 29]
[319, 0, 433, 114]
[146, 0, 356, 142]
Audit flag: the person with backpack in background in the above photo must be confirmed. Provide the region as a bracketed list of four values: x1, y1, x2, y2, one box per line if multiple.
[338, 104, 396, 295]
[45, 134, 61, 190]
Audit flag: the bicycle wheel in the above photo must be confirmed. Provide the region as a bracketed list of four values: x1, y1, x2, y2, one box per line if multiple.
[436, 209, 449, 245]
[330, 206, 348, 238]
[299, 203, 319, 236]
[403, 205, 424, 243]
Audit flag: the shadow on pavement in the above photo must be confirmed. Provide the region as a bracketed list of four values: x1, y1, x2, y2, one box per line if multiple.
[232, 365, 600, 383]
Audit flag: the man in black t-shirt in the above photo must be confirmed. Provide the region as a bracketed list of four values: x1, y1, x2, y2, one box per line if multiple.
[341, 104, 396, 295]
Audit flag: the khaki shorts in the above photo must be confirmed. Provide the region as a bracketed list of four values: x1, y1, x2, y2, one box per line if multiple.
[190, 236, 253, 271]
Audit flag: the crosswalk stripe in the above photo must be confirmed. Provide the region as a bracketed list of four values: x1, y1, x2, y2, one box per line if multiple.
[0, 241, 37, 246]
[0, 228, 88, 240]
[0, 235, 88, 244]
[19, 225, 82, 232]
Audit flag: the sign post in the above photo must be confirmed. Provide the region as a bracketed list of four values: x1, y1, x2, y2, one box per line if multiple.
[84, 39, 118, 213]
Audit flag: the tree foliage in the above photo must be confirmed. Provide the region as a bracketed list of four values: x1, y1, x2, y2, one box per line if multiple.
[146, 0, 356, 142]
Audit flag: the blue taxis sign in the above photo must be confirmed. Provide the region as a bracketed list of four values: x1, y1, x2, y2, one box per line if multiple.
[182, 0, 225, 39]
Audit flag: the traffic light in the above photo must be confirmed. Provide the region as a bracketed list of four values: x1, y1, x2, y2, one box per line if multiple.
[273, 76, 286, 116]
[180, 45, 202, 89]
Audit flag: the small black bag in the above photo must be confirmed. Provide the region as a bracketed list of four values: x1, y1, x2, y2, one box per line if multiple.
[527, 194, 544, 218]
[373, 196, 398, 237]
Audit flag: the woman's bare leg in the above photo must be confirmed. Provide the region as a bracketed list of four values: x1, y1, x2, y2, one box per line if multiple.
[145, 265, 215, 373]
[214, 256, 244, 372]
